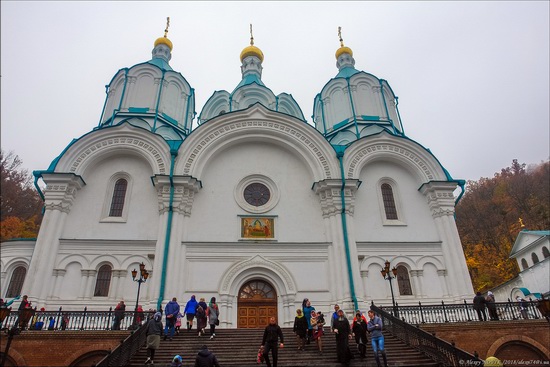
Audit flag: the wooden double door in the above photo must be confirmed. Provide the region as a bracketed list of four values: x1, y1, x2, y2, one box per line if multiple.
[237, 279, 277, 329]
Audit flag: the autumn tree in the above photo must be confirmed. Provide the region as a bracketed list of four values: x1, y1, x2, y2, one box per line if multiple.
[455, 159, 550, 292]
[0, 149, 43, 240]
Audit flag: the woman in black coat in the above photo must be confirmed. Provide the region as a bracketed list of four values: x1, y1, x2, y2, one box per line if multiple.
[293, 309, 308, 351]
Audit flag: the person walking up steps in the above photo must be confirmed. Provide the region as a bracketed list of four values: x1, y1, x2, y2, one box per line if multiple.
[206, 297, 220, 340]
[184, 295, 198, 331]
[144, 312, 163, 365]
[164, 297, 180, 341]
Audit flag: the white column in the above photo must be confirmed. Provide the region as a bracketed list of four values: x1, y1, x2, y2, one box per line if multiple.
[313, 179, 361, 313]
[114, 270, 127, 300]
[1, 271, 6, 293]
[85, 270, 97, 299]
[51, 269, 66, 299]
[109, 271, 120, 301]
[78, 270, 89, 299]
[23, 173, 85, 304]
[152, 175, 201, 304]
[360, 270, 369, 301]
[410, 270, 424, 298]
[419, 182, 474, 301]
[437, 269, 450, 297]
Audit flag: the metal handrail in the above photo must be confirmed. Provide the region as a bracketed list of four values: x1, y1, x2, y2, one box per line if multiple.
[380, 299, 544, 324]
[1, 307, 154, 331]
[370, 303, 483, 366]
[94, 319, 149, 367]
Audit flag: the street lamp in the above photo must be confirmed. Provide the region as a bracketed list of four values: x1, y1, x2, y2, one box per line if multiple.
[131, 262, 149, 327]
[380, 260, 399, 318]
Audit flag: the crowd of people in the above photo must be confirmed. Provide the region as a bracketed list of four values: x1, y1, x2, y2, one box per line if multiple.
[143, 295, 221, 365]
[288, 299, 389, 367]
[1, 293, 540, 366]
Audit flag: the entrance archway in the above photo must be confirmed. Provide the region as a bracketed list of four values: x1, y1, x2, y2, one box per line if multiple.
[238, 279, 277, 328]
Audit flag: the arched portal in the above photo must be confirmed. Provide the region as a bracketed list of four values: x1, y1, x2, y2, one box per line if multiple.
[237, 279, 277, 328]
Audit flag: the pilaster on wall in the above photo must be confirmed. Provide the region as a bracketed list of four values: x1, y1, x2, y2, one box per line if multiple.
[419, 181, 474, 299]
[313, 179, 360, 218]
[312, 179, 363, 309]
[153, 175, 202, 217]
[151, 175, 201, 303]
[24, 173, 86, 303]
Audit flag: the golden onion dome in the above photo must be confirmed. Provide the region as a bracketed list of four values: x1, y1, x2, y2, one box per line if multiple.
[240, 44, 264, 62]
[154, 36, 173, 51]
[335, 45, 353, 59]
[154, 17, 173, 51]
[240, 24, 264, 62]
[335, 26, 352, 59]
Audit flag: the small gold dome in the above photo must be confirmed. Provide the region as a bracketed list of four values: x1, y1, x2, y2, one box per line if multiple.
[240, 45, 264, 63]
[335, 46, 353, 59]
[154, 36, 173, 51]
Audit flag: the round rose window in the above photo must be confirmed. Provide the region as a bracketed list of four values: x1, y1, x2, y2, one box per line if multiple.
[243, 183, 271, 207]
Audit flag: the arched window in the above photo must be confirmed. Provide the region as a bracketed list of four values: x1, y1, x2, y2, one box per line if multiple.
[109, 179, 128, 217]
[531, 253, 540, 265]
[94, 264, 112, 297]
[521, 258, 529, 270]
[6, 266, 26, 297]
[542, 246, 550, 259]
[381, 183, 398, 220]
[396, 265, 413, 296]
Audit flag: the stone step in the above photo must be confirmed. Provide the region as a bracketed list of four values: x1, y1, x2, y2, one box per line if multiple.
[128, 328, 439, 367]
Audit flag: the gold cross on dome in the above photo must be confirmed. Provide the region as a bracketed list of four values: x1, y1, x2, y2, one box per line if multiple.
[164, 17, 170, 37]
[250, 24, 255, 46]
[338, 26, 344, 47]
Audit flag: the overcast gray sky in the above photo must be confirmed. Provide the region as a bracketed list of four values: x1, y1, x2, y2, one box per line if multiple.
[2, 1, 549, 184]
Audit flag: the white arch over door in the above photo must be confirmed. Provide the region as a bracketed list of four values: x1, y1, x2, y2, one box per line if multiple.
[218, 255, 297, 327]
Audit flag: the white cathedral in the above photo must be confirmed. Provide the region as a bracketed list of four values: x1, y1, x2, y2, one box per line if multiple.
[1, 24, 475, 328]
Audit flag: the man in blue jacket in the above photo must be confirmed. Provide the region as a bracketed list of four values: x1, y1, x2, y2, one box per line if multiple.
[183, 295, 198, 331]
[164, 297, 180, 340]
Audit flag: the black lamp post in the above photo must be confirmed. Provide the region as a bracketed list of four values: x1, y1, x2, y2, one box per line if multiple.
[380, 260, 399, 318]
[131, 262, 149, 327]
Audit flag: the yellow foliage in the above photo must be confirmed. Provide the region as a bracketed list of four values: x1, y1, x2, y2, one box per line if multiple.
[0, 216, 39, 241]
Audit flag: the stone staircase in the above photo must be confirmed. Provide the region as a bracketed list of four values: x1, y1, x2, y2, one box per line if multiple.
[127, 327, 440, 367]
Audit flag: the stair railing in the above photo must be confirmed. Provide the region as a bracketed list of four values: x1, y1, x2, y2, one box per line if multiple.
[383, 299, 544, 324]
[370, 303, 483, 367]
[94, 319, 149, 367]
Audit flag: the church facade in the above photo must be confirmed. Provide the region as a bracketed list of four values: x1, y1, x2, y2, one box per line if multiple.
[1, 25, 474, 328]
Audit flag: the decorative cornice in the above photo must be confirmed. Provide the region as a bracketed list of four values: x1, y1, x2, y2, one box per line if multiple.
[42, 173, 85, 213]
[153, 175, 201, 216]
[409, 270, 423, 277]
[312, 179, 360, 218]
[112, 270, 128, 278]
[419, 181, 458, 218]
[220, 255, 295, 293]
[52, 269, 67, 277]
[80, 269, 97, 277]
[69, 136, 167, 174]
[347, 143, 435, 181]
[437, 269, 447, 276]
[182, 120, 333, 179]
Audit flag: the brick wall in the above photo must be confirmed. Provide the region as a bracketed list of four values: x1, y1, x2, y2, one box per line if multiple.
[420, 319, 550, 361]
[2, 321, 549, 366]
[0, 331, 127, 367]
